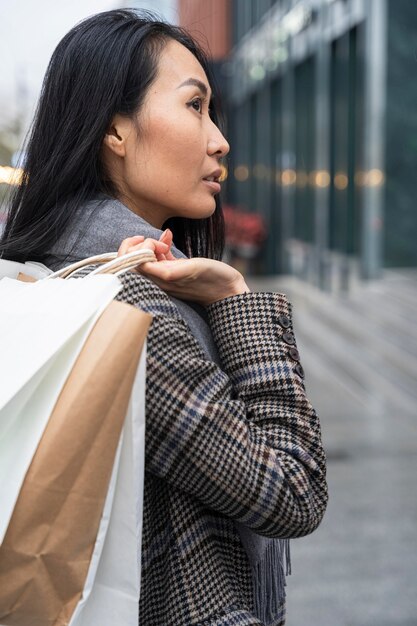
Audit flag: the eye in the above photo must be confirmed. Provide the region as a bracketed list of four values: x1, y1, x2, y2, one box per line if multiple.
[189, 97, 204, 113]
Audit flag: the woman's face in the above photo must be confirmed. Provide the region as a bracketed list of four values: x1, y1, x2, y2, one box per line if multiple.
[105, 38, 230, 228]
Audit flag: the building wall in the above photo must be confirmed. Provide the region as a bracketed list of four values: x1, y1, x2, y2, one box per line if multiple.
[178, 0, 231, 59]
[384, 0, 417, 267]
[226, 0, 393, 286]
[232, 0, 278, 44]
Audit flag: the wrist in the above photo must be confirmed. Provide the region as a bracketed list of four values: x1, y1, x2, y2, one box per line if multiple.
[228, 277, 251, 297]
[204, 277, 251, 306]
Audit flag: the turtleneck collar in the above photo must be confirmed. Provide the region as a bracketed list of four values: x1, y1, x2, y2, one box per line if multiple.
[43, 194, 188, 271]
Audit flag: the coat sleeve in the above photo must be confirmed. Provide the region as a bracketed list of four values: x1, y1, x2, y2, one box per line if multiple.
[115, 272, 328, 539]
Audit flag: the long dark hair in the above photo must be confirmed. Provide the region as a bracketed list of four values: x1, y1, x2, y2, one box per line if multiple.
[0, 9, 226, 263]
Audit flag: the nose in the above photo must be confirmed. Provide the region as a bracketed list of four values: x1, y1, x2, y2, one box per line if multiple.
[207, 120, 230, 159]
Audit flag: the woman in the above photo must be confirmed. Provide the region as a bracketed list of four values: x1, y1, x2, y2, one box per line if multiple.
[0, 10, 328, 626]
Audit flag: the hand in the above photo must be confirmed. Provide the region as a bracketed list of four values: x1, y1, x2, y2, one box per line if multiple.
[117, 229, 176, 261]
[117, 229, 250, 306]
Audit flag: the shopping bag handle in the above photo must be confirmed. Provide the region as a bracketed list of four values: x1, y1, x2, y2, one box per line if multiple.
[45, 249, 157, 280]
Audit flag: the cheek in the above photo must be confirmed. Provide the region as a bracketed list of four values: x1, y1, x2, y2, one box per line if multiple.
[149, 110, 204, 164]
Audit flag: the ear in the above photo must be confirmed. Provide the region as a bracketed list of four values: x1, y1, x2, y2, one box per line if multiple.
[103, 115, 131, 157]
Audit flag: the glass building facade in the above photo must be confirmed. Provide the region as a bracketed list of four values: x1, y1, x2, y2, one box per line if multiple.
[224, 0, 417, 289]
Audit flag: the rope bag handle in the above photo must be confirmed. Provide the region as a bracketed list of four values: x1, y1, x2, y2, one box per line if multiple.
[44, 249, 157, 280]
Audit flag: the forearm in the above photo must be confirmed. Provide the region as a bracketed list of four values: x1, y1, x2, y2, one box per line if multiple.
[206, 291, 328, 536]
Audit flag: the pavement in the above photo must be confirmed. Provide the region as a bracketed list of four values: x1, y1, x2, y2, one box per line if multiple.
[247, 269, 417, 626]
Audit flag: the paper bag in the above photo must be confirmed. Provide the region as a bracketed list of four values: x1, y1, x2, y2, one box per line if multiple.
[0, 275, 123, 543]
[0, 299, 152, 626]
[70, 345, 147, 626]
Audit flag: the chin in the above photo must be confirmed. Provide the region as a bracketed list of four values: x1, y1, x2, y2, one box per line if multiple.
[202, 205, 217, 219]
[178, 200, 217, 220]
[199, 198, 218, 218]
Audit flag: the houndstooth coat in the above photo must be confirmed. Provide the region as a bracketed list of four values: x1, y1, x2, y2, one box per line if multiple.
[113, 272, 328, 626]
[46, 197, 328, 626]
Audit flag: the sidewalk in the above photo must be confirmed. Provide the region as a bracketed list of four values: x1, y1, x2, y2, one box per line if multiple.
[247, 270, 417, 626]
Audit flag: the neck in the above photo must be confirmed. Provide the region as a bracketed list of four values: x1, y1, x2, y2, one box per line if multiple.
[119, 194, 163, 228]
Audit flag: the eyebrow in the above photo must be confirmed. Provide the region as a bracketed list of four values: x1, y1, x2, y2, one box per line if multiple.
[176, 78, 212, 99]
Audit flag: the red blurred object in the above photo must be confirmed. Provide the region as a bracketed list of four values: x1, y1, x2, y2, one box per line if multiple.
[223, 205, 266, 258]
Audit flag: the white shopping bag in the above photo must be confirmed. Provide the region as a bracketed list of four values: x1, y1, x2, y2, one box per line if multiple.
[0, 272, 151, 626]
[0, 258, 52, 281]
[0, 274, 122, 541]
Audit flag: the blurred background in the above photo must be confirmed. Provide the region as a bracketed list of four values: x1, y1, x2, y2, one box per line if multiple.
[1, 1, 416, 624]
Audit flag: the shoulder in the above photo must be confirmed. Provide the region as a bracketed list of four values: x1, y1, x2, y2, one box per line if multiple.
[69, 264, 182, 320]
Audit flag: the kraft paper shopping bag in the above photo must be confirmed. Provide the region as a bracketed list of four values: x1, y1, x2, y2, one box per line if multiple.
[69, 345, 147, 626]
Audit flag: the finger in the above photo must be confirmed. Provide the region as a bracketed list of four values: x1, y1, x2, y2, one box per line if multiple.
[160, 231, 177, 260]
[120, 236, 168, 257]
[159, 230, 175, 256]
[128, 238, 169, 256]
[118, 235, 144, 256]
[143, 238, 170, 253]
[159, 228, 172, 243]
[136, 258, 190, 281]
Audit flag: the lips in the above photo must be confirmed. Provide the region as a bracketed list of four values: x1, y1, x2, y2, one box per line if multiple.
[202, 168, 222, 193]
[202, 168, 222, 184]
[202, 178, 221, 193]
